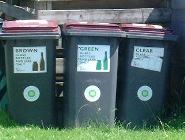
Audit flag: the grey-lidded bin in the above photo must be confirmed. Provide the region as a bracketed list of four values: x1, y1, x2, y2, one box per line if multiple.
[62, 23, 124, 127]
[2, 20, 60, 126]
[116, 24, 177, 127]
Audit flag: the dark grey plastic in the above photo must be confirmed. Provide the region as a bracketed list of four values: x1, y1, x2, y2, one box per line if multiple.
[62, 28, 122, 127]
[3, 32, 60, 126]
[117, 32, 177, 127]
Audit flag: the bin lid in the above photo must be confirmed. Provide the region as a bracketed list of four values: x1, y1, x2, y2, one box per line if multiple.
[121, 23, 167, 31]
[121, 23, 177, 41]
[1, 20, 61, 39]
[121, 23, 172, 34]
[62, 22, 124, 37]
[3, 20, 58, 32]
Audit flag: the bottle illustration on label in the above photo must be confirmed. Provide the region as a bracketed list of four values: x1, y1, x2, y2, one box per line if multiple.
[32, 61, 38, 71]
[103, 51, 108, 70]
[40, 52, 45, 71]
[96, 60, 102, 70]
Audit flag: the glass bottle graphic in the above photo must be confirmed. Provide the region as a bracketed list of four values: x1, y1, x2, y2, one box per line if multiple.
[96, 60, 102, 70]
[32, 61, 38, 71]
[40, 52, 45, 71]
[103, 51, 108, 70]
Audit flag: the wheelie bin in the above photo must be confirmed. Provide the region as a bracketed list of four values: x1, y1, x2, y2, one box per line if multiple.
[0, 18, 8, 110]
[117, 24, 177, 126]
[2, 20, 60, 126]
[0, 41, 7, 110]
[62, 23, 124, 127]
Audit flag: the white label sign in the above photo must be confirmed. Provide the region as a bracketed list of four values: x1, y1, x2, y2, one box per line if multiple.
[137, 86, 153, 101]
[13, 47, 47, 73]
[131, 46, 164, 72]
[23, 86, 40, 102]
[77, 45, 110, 72]
[84, 85, 101, 102]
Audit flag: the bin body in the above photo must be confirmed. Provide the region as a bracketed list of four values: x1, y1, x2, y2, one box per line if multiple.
[3, 20, 60, 126]
[0, 41, 4, 73]
[62, 23, 123, 127]
[0, 41, 8, 110]
[0, 51, 7, 110]
[117, 24, 176, 126]
[0, 19, 7, 109]
[0, 40, 5, 95]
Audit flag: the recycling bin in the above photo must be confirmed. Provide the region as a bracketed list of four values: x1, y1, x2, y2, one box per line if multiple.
[116, 24, 177, 126]
[0, 41, 7, 110]
[62, 23, 124, 127]
[2, 20, 60, 126]
[0, 40, 6, 106]
[0, 40, 5, 101]
[0, 18, 8, 110]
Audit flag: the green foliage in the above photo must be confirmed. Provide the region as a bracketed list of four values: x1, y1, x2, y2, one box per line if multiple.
[1, 111, 185, 140]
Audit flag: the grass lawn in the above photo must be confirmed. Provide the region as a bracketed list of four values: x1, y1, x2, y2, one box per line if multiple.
[1, 111, 185, 140]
